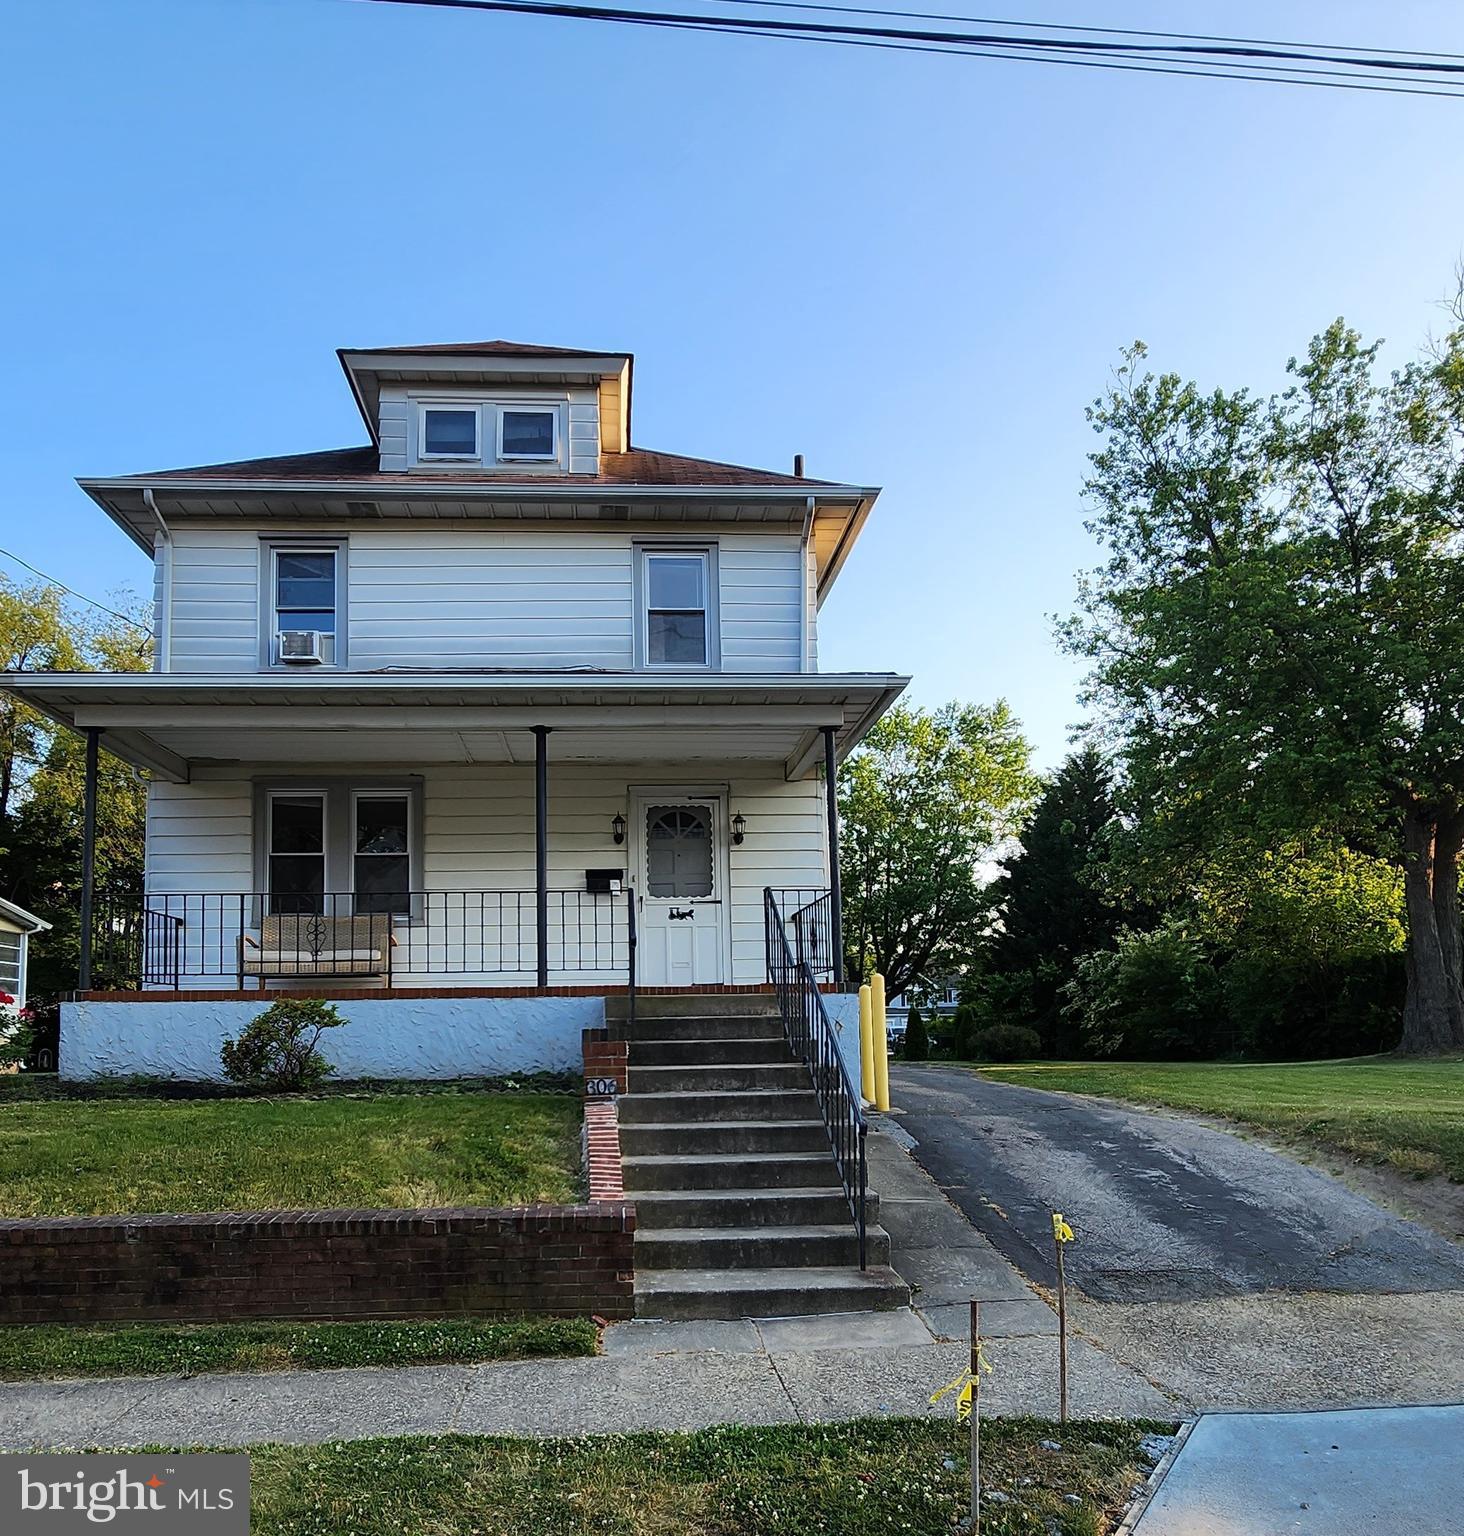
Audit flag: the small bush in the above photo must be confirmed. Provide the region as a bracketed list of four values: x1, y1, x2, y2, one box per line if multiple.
[951, 1002, 982, 1059]
[902, 1005, 929, 1061]
[0, 994, 32, 1069]
[221, 997, 346, 1092]
[970, 1023, 1042, 1062]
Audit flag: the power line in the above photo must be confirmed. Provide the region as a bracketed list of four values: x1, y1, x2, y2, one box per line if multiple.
[0, 548, 151, 635]
[600, 17, 1464, 97]
[348, 0, 1464, 96]
[695, 0, 1464, 67]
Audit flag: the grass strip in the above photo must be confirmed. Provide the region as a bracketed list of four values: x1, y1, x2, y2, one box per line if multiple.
[0, 1316, 599, 1381]
[237, 1417, 1172, 1536]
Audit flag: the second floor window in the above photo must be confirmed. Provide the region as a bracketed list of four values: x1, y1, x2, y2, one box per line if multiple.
[643, 549, 712, 667]
[272, 547, 340, 666]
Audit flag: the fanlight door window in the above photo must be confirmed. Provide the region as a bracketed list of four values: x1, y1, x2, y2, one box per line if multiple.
[645, 806, 714, 898]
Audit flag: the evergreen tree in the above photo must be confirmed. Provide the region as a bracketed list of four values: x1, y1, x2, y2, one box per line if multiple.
[975, 747, 1121, 1054]
[902, 1004, 929, 1061]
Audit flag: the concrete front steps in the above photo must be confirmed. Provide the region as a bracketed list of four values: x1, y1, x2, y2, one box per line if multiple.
[608, 994, 908, 1320]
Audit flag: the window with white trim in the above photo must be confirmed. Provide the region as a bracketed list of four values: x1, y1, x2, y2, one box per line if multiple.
[258, 782, 420, 918]
[267, 793, 327, 914]
[352, 792, 412, 915]
[413, 400, 562, 469]
[498, 408, 557, 460]
[421, 407, 480, 460]
[642, 549, 712, 667]
[268, 544, 342, 667]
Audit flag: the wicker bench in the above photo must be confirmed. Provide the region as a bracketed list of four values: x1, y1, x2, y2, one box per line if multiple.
[240, 913, 396, 982]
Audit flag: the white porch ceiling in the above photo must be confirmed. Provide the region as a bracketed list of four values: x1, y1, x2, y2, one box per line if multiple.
[0, 671, 909, 783]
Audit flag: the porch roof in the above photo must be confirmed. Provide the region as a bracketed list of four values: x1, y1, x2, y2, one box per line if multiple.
[0, 670, 908, 784]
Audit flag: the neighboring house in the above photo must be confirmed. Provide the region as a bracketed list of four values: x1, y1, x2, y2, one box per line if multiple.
[0, 898, 50, 1011]
[886, 976, 961, 1041]
[1, 339, 906, 1077]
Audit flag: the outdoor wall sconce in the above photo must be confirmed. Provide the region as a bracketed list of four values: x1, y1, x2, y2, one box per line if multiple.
[612, 812, 626, 845]
[732, 812, 747, 846]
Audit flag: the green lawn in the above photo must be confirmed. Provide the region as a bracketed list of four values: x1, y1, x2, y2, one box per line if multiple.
[975, 1057, 1464, 1181]
[0, 1090, 583, 1216]
[236, 1417, 1168, 1536]
[0, 1317, 598, 1381]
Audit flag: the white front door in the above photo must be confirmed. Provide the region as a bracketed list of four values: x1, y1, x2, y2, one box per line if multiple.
[631, 790, 728, 986]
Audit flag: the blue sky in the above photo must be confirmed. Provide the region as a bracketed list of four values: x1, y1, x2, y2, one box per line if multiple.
[3, 0, 1462, 766]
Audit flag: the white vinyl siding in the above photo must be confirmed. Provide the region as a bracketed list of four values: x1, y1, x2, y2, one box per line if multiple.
[348, 530, 637, 670]
[166, 529, 260, 673]
[160, 527, 809, 675]
[718, 534, 805, 673]
[143, 763, 827, 987]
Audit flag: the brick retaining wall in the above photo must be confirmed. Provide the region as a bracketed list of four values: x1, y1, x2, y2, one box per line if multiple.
[582, 1028, 629, 1092]
[0, 1204, 636, 1325]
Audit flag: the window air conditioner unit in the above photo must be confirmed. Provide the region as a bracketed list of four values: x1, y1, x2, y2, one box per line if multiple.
[278, 630, 326, 664]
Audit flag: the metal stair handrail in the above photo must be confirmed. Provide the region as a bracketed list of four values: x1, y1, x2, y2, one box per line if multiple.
[764, 886, 867, 1270]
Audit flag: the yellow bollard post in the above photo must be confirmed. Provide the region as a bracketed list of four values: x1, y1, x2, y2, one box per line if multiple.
[871, 971, 891, 1111]
[858, 983, 875, 1105]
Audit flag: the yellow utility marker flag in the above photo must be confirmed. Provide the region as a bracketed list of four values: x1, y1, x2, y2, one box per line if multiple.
[1052, 1212, 1074, 1244]
[930, 1343, 993, 1418]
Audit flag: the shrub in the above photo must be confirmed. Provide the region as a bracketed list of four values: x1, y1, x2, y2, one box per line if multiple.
[0, 993, 32, 1069]
[1062, 924, 1225, 1059]
[221, 997, 346, 1092]
[970, 1023, 1043, 1062]
[902, 1005, 929, 1061]
[950, 1002, 982, 1059]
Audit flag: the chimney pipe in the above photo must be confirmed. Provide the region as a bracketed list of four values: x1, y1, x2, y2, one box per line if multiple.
[793, 453, 805, 477]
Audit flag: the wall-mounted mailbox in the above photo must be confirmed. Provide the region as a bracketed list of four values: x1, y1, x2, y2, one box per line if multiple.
[585, 869, 624, 894]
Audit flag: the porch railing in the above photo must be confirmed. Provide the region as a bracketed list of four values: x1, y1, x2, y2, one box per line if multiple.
[764, 886, 866, 1270]
[766, 886, 838, 981]
[89, 889, 635, 991]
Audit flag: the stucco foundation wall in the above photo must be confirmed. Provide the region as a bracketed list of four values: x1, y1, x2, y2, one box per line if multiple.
[823, 991, 864, 1094]
[61, 995, 603, 1082]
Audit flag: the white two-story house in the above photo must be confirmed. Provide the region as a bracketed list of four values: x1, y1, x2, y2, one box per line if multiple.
[2, 340, 905, 1077]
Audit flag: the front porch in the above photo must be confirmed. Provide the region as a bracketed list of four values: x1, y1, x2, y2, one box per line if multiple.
[2, 671, 897, 1005]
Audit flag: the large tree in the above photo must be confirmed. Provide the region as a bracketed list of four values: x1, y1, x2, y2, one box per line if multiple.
[839, 700, 1037, 997]
[1067, 313, 1464, 1054]
[973, 746, 1122, 1053]
[0, 579, 150, 997]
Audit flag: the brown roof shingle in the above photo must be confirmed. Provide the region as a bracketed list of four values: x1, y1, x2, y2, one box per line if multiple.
[135, 444, 837, 489]
[342, 339, 626, 358]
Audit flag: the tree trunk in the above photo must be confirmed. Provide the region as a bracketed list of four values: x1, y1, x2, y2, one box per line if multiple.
[1398, 807, 1464, 1054]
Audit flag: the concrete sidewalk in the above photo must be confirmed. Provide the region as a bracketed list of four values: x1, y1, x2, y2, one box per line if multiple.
[0, 1304, 1173, 1449]
[1124, 1405, 1464, 1534]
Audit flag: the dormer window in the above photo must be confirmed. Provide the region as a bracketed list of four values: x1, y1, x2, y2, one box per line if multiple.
[499, 409, 557, 460]
[421, 407, 480, 460]
[412, 399, 564, 469]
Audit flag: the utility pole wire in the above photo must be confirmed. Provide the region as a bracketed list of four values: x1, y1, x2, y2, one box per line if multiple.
[612, 17, 1464, 98]
[700, 0, 1464, 66]
[347, 0, 1464, 96]
[0, 547, 151, 635]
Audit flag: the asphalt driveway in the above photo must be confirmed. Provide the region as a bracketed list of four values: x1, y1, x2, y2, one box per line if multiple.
[890, 1064, 1464, 1304]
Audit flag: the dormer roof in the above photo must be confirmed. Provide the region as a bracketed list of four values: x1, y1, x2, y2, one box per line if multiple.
[337, 340, 634, 449]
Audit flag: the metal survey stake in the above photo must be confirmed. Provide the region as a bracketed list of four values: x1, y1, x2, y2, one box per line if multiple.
[970, 1297, 980, 1532]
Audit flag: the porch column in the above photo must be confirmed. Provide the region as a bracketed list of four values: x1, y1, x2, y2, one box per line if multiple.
[533, 725, 549, 988]
[823, 726, 845, 989]
[78, 726, 101, 993]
